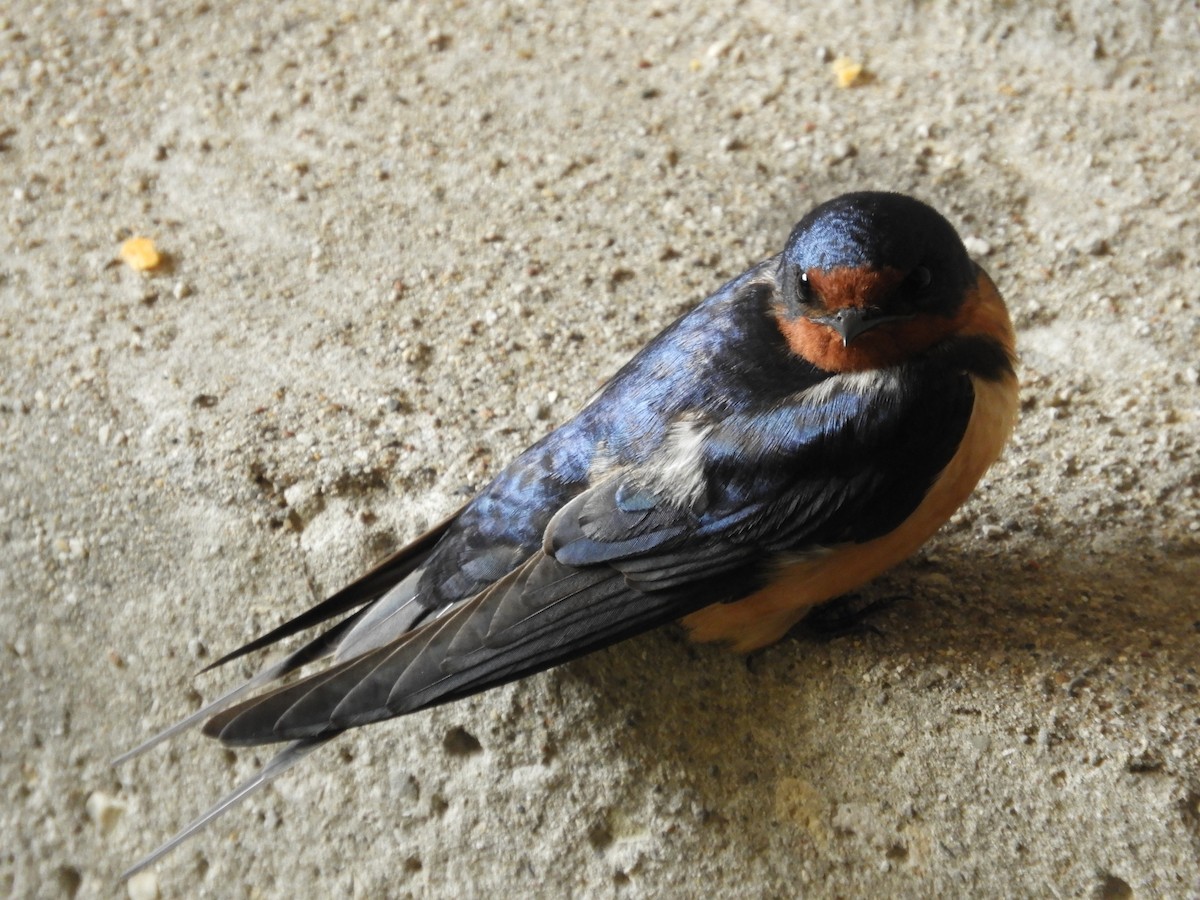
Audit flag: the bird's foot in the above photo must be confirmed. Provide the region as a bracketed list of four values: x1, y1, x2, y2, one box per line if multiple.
[799, 593, 908, 641]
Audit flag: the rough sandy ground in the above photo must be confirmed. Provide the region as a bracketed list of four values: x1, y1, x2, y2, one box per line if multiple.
[2, 1, 1198, 897]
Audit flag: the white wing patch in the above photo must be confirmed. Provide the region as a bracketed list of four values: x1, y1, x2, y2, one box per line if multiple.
[638, 418, 713, 509]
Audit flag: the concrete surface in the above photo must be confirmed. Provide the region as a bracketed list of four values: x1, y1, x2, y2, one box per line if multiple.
[2, 1, 1198, 897]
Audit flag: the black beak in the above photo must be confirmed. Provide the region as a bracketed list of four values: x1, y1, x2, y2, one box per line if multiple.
[811, 307, 914, 346]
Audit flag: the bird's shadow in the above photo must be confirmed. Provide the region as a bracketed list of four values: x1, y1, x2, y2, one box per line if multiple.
[545, 534, 1200, 841]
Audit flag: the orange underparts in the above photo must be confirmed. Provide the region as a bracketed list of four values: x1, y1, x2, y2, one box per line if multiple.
[683, 362, 1019, 651]
[775, 268, 1016, 373]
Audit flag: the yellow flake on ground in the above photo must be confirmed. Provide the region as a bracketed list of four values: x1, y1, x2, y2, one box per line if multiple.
[119, 237, 161, 271]
[831, 57, 866, 88]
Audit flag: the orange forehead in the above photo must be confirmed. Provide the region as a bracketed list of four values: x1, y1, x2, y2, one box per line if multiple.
[777, 270, 1015, 373]
[806, 266, 903, 309]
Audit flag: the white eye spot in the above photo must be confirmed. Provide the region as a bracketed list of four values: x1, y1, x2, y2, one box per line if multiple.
[800, 271, 809, 282]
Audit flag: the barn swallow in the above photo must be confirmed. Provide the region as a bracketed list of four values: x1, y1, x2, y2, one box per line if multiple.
[119, 191, 1018, 877]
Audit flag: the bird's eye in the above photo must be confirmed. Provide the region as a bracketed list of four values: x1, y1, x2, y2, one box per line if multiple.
[797, 269, 813, 301]
[908, 265, 932, 291]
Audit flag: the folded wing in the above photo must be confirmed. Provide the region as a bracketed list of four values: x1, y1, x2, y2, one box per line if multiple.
[203, 364, 974, 746]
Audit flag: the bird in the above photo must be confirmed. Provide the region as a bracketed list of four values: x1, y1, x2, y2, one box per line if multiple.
[118, 191, 1018, 878]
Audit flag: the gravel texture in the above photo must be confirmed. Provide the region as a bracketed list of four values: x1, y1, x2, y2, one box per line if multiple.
[2, 1, 1198, 897]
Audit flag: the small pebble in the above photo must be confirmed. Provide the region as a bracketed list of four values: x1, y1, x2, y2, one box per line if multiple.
[706, 38, 732, 59]
[979, 524, 1007, 541]
[127, 871, 160, 900]
[85, 791, 125, 835]
[963, 236, 992, 257]
[827, 141, 856, 165]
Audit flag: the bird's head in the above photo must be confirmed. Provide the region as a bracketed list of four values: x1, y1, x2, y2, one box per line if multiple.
[775, 192, 997, 372]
